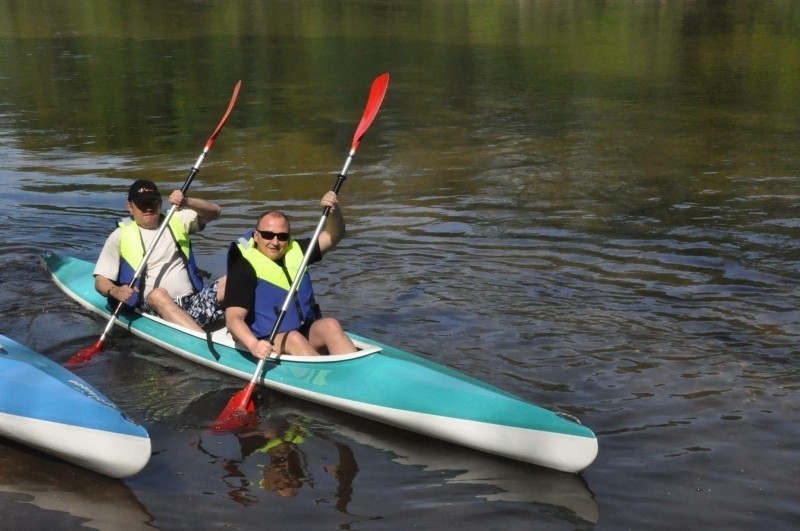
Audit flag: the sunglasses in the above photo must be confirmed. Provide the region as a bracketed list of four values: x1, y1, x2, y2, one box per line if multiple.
[133, 199, 162, 210]
[256, 230, 290, 242]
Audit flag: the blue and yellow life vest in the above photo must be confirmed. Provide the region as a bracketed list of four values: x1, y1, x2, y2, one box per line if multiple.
[229, 230, 320, 338]
[117, 215, 203, 308]
[256, 424, 310, 454]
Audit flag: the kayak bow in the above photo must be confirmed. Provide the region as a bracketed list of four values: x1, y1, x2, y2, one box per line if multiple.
[0, 332, 151, 478]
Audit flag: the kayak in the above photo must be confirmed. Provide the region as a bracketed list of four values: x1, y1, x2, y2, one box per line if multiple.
[41, 251, 598, 473]
[41, 251, 598, 472]
[0, 332, 151, 478]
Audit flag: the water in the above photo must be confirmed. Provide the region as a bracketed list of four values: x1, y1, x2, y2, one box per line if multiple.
[1, 1, 799, 529]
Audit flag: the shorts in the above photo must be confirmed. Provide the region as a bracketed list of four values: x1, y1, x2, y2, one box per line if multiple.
[141, 279, 224, 328]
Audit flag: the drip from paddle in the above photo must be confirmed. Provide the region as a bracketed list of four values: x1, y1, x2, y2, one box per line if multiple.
[65, 81, 242, 369]
[209, 73, 390, 432]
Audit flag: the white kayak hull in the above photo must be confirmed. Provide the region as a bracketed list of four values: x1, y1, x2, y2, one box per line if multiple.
[0, 333, 151, 478]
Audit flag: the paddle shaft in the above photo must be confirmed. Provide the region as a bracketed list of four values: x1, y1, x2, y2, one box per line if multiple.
[240, 173, 347, 392]
[230, 74, 389, 407]
[94, 184, 193, 342]
[264, 110, 370, 338]
[77, 81, 241, 355]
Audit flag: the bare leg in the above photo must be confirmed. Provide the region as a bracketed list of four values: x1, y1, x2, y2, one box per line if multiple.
[307, 318, 356, 355]
[146, 287, 203, 332]
[274, 330, 317, 356]
[215, 276, 226, 304]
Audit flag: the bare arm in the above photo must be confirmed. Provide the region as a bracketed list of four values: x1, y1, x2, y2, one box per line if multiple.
[169, 190, 221, 226]
[94, 275, 137, 304]
[317, 191, 345, 255]
[226, 306, 273, 360]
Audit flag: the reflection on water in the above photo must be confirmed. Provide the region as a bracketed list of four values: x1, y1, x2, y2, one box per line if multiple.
[189, 392, 387, 526]
[189, 391, 597, 524]
[0, 440, 153, 531]
[320, 411, 599, 525]
[199, 416, 358, 506]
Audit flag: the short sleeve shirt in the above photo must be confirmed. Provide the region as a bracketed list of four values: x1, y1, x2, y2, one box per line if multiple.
[93, 209, 201, 299]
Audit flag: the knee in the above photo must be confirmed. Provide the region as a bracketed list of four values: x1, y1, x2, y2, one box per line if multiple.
[284, 330, 306, 348]
[278, 330, 311, 354]
[316, 317, 344, 333]
[146, 287, 170, 307]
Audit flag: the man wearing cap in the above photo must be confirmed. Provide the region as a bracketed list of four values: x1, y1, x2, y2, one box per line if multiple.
[93, 179, 226, 331]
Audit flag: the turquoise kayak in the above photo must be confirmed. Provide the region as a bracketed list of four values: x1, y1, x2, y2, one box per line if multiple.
[0, 332, 151, 478]
[41, 251, 598, 473]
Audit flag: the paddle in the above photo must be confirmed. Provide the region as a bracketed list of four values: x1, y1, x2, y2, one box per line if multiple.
[210, 73, 390, 432]
[65, 80, 242, 368]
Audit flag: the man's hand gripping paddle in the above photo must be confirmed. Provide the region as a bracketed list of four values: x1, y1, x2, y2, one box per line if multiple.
[210, 73, 390, 432]
[65, 81, 242, 368]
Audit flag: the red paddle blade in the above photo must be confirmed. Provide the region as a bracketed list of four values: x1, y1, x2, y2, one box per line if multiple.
[205, 80, 242, 151]
[65, 339, 104, 368]
[351, 73, 390, 151]
[208, 385, 257, 432]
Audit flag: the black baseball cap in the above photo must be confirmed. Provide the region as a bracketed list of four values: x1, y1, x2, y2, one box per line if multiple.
[128, 179, 161, 202]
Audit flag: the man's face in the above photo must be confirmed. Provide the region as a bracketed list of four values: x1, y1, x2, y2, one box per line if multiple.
[255, 213, 291, 261]
[127, 198, 162, 229]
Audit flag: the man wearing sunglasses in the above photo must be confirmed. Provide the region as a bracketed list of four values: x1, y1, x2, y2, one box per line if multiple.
[92, 179, 226, 332]
[224, 191, 356, 358]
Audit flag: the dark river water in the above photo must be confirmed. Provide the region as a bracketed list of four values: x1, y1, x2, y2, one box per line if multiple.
[1, 1, 799, 529]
